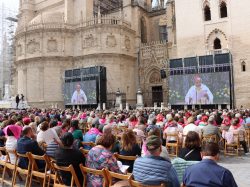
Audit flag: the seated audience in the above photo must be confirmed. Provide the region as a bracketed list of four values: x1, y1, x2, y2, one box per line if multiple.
[55, 132, 85, 186]
[83, 119, 100, 150]
[69, 120, 83, 141]
[133, 135, 179, 186]
[119, 129, 141, 172]
[183, 142, 238, 187]
[228, 118, 249, 154]
[183, 117, 202, 136]
[86, 134, 121, 187]
[46, 126, 62, 158]
[198, 115, 208, 129]
[4, 125, 22, 164]
[202, 116, 221, 141]
[142, 128, 170, 161]
[178, 131, 202, 161]
[163, 119, 182, 143]
[37, 121, 60, 145]
[17, 126, 44, 169]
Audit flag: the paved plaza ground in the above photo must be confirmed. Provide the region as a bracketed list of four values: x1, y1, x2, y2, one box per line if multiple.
[218, 155, 250, 187]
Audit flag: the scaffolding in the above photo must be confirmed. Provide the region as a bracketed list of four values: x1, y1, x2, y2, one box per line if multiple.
[0, 2, 17, 99]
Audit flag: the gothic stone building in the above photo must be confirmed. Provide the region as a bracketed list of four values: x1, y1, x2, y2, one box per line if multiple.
[14, 0, 169, 108]
[14, 0, 250, 108]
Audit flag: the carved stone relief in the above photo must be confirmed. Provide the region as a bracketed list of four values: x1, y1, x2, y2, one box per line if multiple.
[125, 36, 131, 50]
[47, 38, 58, 52]
[106, 33, 117, 47]
[27, 39, 40, 54]
[17, 44, 22, 56]
[82, 34, 97, 49]
[149, 72, 161, 84]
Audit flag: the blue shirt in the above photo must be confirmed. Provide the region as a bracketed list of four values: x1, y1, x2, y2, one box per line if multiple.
[183, 159, 238, 187]
[133, 155, 180, 187]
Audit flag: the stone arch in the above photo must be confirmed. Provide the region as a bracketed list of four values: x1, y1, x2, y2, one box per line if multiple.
[206, 29, 228, 50]
[146, 67, 162, 84]
[203, 1, 211, 21]
[219, 0, 228, 18]
[241, 61, 246, 72]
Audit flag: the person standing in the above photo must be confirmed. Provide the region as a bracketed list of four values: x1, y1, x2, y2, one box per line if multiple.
[15, 94, 20, 109]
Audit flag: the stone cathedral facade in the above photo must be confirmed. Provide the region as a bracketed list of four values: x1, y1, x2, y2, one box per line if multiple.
[14, 0, 250, 108]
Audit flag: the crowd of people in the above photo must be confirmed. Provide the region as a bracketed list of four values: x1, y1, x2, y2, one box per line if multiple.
[0, 107, 249, 187]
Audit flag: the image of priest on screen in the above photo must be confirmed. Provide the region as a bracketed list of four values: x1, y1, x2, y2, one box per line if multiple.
[71, 83, 87, 104]
[185, 75, 213, 104]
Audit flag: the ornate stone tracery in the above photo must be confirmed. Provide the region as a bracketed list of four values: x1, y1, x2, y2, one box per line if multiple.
[106, 33, 117, 48]
[82, 34, 97, 49]
[27, 39, 40, 54]
[47, 38, 58, 52]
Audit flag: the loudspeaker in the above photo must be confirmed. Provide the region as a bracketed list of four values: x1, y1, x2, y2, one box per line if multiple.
[160, 69, 166, 79]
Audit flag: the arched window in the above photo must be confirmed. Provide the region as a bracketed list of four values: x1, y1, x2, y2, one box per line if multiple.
[214, 38, 221, 49]
[141, 17, 147, 43]
[204, 5, 211, 21]
[220, 1, 227, 18]
[242, 61, 246, 72]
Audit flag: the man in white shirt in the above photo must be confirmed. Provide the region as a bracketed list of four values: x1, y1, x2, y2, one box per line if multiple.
[71, 83, 87, 104]
[185, 75, 213, 104]
[183, 117, 202, 136]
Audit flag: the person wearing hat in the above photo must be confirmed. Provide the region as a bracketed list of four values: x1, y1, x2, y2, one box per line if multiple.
[133, 135, 180, 187]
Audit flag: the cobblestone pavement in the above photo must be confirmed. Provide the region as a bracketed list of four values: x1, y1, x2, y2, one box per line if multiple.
[218, 154, 250, 187]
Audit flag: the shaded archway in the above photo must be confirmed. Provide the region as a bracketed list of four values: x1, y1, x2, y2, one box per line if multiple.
[214, 38, 222, 49]
[220, 1, 227, 18]
[204, 5, 211, 21]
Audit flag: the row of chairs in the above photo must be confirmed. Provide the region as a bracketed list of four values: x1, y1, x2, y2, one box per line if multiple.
[0, 146, 164, 187]
[165, 132, 248, 157]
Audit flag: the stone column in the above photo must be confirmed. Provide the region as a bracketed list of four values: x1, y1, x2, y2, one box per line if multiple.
[115, 89, 122, 109]
[102, 103, 106, 110]
[161, 102, 164, 111]
[126, 103, 129, 111]
[154, 102, 157, 110]
[136, 88, 144, 109]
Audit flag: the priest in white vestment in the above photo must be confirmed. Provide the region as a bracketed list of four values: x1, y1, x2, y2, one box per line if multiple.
[185, 76, 213, 104]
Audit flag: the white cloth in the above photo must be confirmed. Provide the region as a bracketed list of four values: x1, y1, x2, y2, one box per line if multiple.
[5, 136, 17, 164]
[185, 84, 213, 104]
[71, 89, 87, 104]
[183, 123, 202, 136]
[37, 128, 60, 144]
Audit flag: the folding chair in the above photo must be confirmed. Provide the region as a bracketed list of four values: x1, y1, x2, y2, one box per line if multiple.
[12, 152, 32, 187]
[128, 175, 165, 187]
[224, 133, 240, 157]
[105, 169, 131, 187]
[1, 149, 20, 186]
[52, 162, 81, 187]
[79, 163, 108, 187]
[166, 134, 179, 157]
[28, 154, 49, 187]
[79, 148, 89, 157]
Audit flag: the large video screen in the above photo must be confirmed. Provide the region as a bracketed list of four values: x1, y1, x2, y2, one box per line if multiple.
[169, 72, 230, 105]
[64, 80, 97, 105]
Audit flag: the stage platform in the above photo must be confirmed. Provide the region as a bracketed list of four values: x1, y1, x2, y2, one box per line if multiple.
[0, 100, 29, 109]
